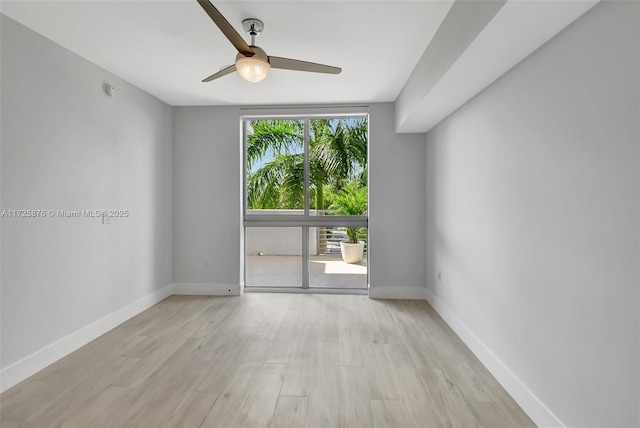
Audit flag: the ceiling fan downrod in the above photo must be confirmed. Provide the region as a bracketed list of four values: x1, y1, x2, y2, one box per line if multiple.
[242, 18, 264, 46]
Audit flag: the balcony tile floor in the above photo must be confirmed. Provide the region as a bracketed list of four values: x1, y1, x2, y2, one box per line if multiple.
[246, 254, 368, 289]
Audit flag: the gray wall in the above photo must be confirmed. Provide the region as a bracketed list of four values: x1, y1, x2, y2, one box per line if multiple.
[424, 2, 639, 426]
[1, 16, 173, 369]
[369, 104, 426, 296]
[172, 106, 242, 286]
[172, 103, 426, 295]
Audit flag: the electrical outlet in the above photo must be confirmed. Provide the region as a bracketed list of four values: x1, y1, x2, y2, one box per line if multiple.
[204, 258, 210, 269]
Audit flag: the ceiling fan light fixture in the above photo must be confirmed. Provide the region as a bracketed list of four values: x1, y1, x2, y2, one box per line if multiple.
[236, 54, 270, 83]
[197, 2, 341, 84]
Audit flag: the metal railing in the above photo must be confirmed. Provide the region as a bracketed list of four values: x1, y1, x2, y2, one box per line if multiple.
[317, 226, 367, 255]
[246, 209, 367, 256]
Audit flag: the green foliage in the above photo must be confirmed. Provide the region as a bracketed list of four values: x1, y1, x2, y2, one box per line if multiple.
[247, 118, 367, 211]
[246, 120, 303, 171]
[329, 184, 367, 244]
[312, 119, 367, 191]
[247, 154, 304, 209]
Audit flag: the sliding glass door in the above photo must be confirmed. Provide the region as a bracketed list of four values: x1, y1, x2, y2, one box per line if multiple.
[243, 115, 368, 290]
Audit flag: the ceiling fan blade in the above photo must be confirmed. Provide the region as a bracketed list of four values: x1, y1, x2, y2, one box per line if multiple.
[196, 0, 254, 56]
[269, 57, 342, 74]
[202, 64, 236, 82]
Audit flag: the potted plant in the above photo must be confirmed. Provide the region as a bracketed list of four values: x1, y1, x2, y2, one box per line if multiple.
[330, 184, 367, 263]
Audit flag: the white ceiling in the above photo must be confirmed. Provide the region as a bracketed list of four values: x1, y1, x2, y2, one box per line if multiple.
[394, 0, 599, 133]
[1, 0, 600, 132]
[1, 0, 454, 106]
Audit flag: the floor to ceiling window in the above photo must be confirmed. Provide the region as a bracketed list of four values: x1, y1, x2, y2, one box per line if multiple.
[243, 114, 368, 291]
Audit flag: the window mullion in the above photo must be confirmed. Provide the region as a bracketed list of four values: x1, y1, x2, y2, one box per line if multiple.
[303, 119, 310, 216]
[302, 120, 310, 288]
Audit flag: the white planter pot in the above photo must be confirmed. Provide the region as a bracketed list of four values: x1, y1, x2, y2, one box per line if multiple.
[340, 242, 364, 264]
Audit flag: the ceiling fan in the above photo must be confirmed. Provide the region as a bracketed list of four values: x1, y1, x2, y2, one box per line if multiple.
[197, 0, 342, 83]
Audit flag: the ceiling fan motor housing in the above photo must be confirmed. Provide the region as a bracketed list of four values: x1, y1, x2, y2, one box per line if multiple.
[242, 19, 264, 37]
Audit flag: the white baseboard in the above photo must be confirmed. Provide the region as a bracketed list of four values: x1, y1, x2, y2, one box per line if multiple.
[172, 283, 241, 296]
[0, 284, 173, 393]
[369, 285, 427, 300]
[424, 287, 564, 428]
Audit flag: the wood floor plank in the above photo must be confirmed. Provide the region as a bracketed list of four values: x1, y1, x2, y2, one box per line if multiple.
[405, 300, 476, 364]
[419, 367, 479, 428]
[298, 294, 323, 324]
[199, 339, 272, 427]
[191, 296, 249, 340]
[167, 390, 219, 428]
[339, 366, 373, 428]
[467, 401, 514, 428]
[0, 382, 50, 421]
[255, 295, 293, 341]
[370, 399, 409, 428]
[360, 324, 402, 400]
[146, 338, 207, 384]
[305, 342, 340, 428]
[129, 351, 216, 428]
[236, 363, 287, 428]
[440, 360, 496, 404]
[388, 300, 442, 371]
[59, 385, 130, 428]
[405, 300, 536, 427]
[269, 396, 309, 427]
[473, 367, 537, 427]
[195, 319, 260, 361]
[245, 294, 280, 325]
[384, 342, 444, 428]
[0, 294, 533, 428]
[194, 323, 263, 393]
[280, 324, 319, 396]
[306, 368, 340, 428]
[0, 380, 54, 421]
[265, 320, 302, 364]
[26, 371, 119, 427]
[198, 338, 271, 394]
[318, 295, 339, 343]
[106, 375, 175, 427]
[122, 334, 189, 388]
[369, 299, 404, 345]
[326, 293, 359, 312]
[199, 363, 264, 428]
[0, 420, 37, 428]
[338, 310, 364, 367]
[355, 296, 377, 325]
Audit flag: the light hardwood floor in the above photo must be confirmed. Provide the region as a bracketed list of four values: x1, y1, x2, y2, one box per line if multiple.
[0, 293, 536, 428]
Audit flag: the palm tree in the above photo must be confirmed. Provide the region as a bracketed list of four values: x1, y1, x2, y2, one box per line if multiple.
[246, 118, 367, 211]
